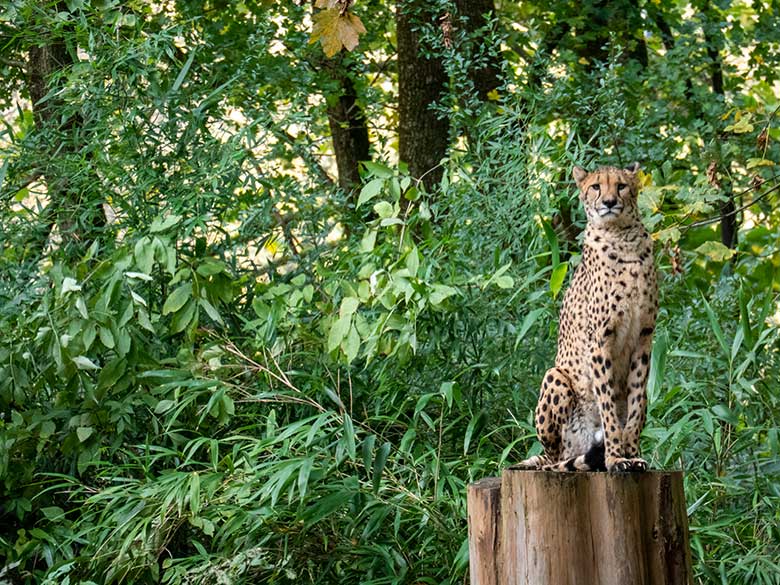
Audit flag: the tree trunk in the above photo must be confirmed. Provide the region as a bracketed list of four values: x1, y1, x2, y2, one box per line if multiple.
[468, 469, 693, 585]
[397, 0, 449, 192]
[325, 56, 370, 193]
[26, 4, 105, 257]
[467, 477, 502, 585]
[703, 8, 738, 249]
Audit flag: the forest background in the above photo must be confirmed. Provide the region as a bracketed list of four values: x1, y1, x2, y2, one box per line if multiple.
[1, 0, 779, 583]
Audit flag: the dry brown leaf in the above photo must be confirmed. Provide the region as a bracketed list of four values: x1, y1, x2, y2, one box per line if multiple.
[757, 128, 769, 151]
[310, 7, 366, 58]
[339, 13, 366, 51]
[315, 0, 339, 8]
[706, 161, 720, 189]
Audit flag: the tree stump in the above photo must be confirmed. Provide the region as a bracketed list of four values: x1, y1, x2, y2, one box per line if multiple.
[467, 469, 692, 585]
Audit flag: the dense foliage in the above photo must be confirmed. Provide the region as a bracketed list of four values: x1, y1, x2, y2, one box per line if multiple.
[1, 1, 779, 583]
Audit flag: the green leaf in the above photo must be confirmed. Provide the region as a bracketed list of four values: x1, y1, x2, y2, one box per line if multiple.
[362, 161, 393, 178]
[495, 275, 514, 289]
[515, 307, 545, 348]
[199, 297, 223, 325]
[429, 284, 457, 306]
[39, 421, 56, 439]
[98, 358, 126, 389]
[41, 506, 65, 521]
[189, 472, 200, 516]
[701, 293, 729, 357]
[695, 241, 735, 262]
[134, 238, 154, 273]
[327, 315, 351, 352]
[342, 325, 360, 363]
[0, 159, 7, 192]
[170, 299, 198, 333]
[303, 491, 352, 526]
[155, 400, 175, 414]
[541, 219, 560, 267]
[646, 330, 668, 405]
[172, 51, 196, 92]
[61, 277, 81, 296]
[373, 201, 394, 219]
[738, 285, 755, 349]
[343, 414, 356, 460]
[463, 414, 479, 455]
[372, 442, 391, 493]
[76, 426, 94, 442]
[357, 178, 384, 207]
[75, 296, 88, 319]
[98, 327, 115, 349]
[339, 297, 360, 319]
[360, 229, 377, 252]
[72, 356, 99, 370]
[150, 214, 182, 233]
[549, 262, 568, 298]
[298, 458, 313, 500]
[163, 283, 193, 315]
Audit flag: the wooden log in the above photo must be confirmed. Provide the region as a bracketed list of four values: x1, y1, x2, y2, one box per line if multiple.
[467, 469, 692, 585]
[467, 477, 502, 585]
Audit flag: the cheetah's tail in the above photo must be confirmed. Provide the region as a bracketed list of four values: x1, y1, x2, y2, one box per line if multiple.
[549, 441, 606, 472]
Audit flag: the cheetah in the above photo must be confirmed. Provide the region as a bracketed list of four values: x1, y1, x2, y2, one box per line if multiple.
[519, 162, 658, 473]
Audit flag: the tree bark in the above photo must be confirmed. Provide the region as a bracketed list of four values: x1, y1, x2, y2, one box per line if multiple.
[325, 56, 370, 193]
[397, 0, 449, 192]
[703, 6, 737, 249]
[467, 469, 693, 585]
[467, 477, 502, 585]
[26, 4, 105, 256]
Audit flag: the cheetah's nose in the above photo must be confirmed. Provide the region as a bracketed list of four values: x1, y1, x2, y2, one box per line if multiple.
[603, 199, 618, 208]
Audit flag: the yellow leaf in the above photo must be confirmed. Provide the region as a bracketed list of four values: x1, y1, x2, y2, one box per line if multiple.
[310, 8, 366, 58]
[746, 158, 774, 169]
[486, 89, 500, 101]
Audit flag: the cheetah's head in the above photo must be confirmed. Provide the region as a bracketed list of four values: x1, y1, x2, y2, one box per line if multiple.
[572, 162, 641, 227]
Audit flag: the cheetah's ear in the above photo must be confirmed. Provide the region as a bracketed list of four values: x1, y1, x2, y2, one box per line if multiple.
[572, 166, 588, 187]
[624, 162, 641, 175]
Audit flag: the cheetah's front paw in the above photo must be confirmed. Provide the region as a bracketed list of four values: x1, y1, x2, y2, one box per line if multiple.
[606, 457, 647, 472]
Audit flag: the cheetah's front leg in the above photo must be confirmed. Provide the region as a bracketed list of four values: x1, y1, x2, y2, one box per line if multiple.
[517, 367, 575, 469]
[591, 324, 644, 472]
[622, 325, 655, 467]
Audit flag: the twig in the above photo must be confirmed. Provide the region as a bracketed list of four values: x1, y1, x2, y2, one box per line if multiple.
[684, 180, 780, 231]
[0, 57, 26, 70]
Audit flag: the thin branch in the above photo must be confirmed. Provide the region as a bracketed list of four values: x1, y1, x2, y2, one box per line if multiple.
[683, 180, 780, 231]
[278, 129, 334, 186]
[0, 57, 26, 70]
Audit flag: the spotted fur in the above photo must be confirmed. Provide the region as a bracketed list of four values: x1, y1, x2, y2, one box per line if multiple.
[519, 163, 658, 473]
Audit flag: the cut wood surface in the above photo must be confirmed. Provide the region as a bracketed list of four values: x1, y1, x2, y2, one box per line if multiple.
[468, 469, 692, 585]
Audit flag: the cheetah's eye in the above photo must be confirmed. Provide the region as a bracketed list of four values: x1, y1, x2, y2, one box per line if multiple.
[617, 183, 628, 190]
[590, 184, 600, 192]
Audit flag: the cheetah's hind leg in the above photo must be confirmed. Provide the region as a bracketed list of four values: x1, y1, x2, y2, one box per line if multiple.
[517, 367, 575, 470]
[514, 454, 552, 470]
